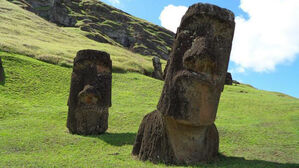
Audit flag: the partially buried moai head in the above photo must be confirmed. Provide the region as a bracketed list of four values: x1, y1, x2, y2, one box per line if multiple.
[73, 50, 112, 107]
[160, 4, 235, 126]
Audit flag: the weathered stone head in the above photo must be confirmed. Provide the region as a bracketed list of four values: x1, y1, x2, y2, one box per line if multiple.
[151, 56, 163, 80]
[132, 3, 235, 165]
[225, 72, 233, 85]
[67, 49, 112, 135]
[158, 3, 235, 126]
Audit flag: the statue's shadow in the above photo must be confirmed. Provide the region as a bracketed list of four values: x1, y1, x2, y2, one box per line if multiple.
[188, 154, 298, 168]
[87, 132, 136, 146]
[85, 133, 298, 167]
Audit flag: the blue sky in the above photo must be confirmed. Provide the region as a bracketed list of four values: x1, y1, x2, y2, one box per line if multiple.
[101, 0, 299, 98]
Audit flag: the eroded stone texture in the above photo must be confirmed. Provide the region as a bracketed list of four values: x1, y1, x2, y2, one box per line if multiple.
[67, 49, 112, 135]
[0, 57, 4, 84]
[151, 56, 163, 80]
[132, 3, 235, 165]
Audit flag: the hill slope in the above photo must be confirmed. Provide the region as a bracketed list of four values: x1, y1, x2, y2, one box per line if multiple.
[8, 0, 175, 59]
[0, 52, 298, 167]
[0, 0, 298, 167]
[0, 0, 167, 73]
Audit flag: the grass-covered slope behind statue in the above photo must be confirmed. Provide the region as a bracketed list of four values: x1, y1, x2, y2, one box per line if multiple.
[8, 0, 175, 59]
[0, 0, 165, 73]
[0, 51, 298, 167]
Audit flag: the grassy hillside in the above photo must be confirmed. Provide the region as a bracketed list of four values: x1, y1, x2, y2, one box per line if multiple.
[8, 0, 175, 59]
[0, 0, 298, 167]
[0, 0, 165, 73]
[0, 52, 298, 167]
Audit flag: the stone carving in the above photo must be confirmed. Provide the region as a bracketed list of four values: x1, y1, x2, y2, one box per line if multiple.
[151, 56, 163, 80]
[0, 57, 4, 85]
[225, 72, 233, 85]
[132, 3, 235, 165]
[67, 49, 112, 135]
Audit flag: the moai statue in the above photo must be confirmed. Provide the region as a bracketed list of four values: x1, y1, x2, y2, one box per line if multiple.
[67, 49, 112, 135]
[0, 57, 4, 85]
[132, 3, 235, 165]
[225, 72, 233, 85]
[151, 56, 163, 80]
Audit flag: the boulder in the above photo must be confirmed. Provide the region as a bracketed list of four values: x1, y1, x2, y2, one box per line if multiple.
[132, 3, 235, 165]
[151, 56, 163, 80]
[67, 49, 112, 135]
[233, 80, 240, 85]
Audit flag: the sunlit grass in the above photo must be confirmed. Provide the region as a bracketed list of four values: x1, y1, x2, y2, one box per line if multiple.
[0, 52, 298, 167]
[0, 0, 166, 73]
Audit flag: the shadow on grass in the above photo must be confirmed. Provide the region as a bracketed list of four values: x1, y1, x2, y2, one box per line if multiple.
[88, 132, 136, 146]
[112, 66, 127, 73]
[194, 154, 298, 168]
[81, 132, 298, 167]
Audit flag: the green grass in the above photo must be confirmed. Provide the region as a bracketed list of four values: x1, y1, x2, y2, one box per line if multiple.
[0, 51, 298, 168]
[0, 1, 298, 167]
[101, 20, 123, 27]
[0, 0, 154, 73]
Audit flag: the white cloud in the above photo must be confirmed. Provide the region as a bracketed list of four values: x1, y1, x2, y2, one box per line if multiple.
[159, 1, 299, 72]
[108, 0, 120, 5]
[159, 5, 187, 33]
[229, 67, 245, 74]
[231, 0, 299, 72]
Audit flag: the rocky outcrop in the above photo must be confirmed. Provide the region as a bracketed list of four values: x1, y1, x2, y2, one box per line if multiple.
[9, 0, 175, 59]
[233, 80, 240, 85]
[151, 56, 163, 80]
[67, 49, 112, 135]
[9, 0, 78, 26]
[132, 3, 235, 165]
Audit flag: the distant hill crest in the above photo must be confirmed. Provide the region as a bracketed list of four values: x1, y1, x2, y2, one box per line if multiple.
[9, 0, 175, 59]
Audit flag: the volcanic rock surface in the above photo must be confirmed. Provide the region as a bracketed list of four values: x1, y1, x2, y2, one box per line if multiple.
[67, 49, 112, 135]
[132, 3, 235, 165]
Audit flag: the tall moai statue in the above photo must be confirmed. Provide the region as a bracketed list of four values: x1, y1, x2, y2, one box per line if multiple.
[67, 49, 112, 135]
[132, 3, 235, 165]
[0, 57, 4, 85]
